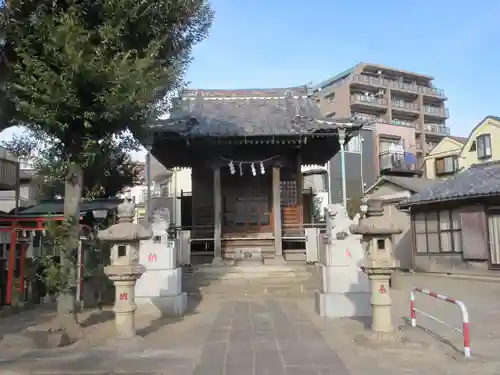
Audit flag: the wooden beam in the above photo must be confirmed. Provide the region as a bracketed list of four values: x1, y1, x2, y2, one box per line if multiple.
[272, 166, 283, 257]
[213, 167, 222, 261]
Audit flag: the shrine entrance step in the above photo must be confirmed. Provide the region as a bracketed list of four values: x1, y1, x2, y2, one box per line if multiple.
[182, 263, 318, 298]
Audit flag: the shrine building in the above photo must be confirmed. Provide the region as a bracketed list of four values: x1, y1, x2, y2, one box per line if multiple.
[148, 87, 363, 263]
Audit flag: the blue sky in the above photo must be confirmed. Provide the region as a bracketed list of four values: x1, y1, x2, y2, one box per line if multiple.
[186, 0, 500, 137]
[2, 0, 500, 157]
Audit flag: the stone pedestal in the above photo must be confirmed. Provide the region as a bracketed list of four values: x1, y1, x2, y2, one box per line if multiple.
[315, 204, 371, 318]
[135, 226, 187, 317]
[105, 266, 145, 339]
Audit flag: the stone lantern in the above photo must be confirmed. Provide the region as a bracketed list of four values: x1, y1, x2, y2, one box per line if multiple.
[98, 200, 152, 341]
[350, 199, 402, 342]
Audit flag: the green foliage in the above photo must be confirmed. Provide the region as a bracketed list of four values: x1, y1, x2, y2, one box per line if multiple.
[1, 0, 213, 319]
[312, 195, 325, 223]
[36, 217, 80, 295]
[1, 0, 213, 148]
[2, 129, 141, 199]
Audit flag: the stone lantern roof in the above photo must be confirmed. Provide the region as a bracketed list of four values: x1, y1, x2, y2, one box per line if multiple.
[99, 200, 152, 242]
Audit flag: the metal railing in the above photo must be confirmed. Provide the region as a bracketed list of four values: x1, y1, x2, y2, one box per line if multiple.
[391, 100, 420, 111]
[351, 94, 387, 106]
[424, 106, 449, 118]
[351, 74, 446, 97]
[0, 146, 17, 163]
[379, 151, 416, 171]
[410, 287, 471, 357]
[424, 123, 450, 135]
[391, 119, 416, 128]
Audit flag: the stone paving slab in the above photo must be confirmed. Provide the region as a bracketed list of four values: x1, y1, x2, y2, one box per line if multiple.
[0, 299, 354, 375]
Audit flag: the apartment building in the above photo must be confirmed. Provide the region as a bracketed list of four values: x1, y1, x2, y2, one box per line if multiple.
[313, 62, 449, 203]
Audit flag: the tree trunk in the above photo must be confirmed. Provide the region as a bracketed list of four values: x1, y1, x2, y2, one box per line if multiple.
[56, 162, 84, 339]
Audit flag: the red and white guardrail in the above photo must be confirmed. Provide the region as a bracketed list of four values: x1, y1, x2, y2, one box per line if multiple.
[410, 287, 471, 357]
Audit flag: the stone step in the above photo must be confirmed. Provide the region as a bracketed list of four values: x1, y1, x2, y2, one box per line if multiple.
[185, 283, 316, 296]
[184, 279, 317, 288]
[284, 253, 307, 262]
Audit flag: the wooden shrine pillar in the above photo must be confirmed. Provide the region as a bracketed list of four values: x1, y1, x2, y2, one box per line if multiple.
[272, 166, 284, 260]
[5, 228, 17, 305]
[213, 166, 223, 264]
[296, 154, 303, 226]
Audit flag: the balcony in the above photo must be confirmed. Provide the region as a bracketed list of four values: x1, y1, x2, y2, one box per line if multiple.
[351, 74, 446, 98]
[0, 146, 19, 190]
[424, 123, 450, 135]
[391, 119, 416, 128]
[352, 112, 385, 123]
[424, 106, 449, 118]
[379, 151, 419, 176]
[391, 100, 420, 113]
[352, 74, 390, 87]
[350, 94, 387, 107]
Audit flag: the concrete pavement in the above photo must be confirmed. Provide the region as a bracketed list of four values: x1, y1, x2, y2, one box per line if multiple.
[0, 274, 500, 374]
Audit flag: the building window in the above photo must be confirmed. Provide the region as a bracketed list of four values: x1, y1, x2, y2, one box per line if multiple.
[139, 188, 148, 203]
[469, 141, 476, 152]
[476, 134, 492, 159]
[345, 134, 361, 153]
[325, 92, 335, 103]
[414, 210, 462, 253]
[434, 156, 458, 175]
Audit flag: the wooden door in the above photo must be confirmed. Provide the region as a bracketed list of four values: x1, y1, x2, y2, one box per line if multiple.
[487, 214, 500, 269]
[222, 173, 272, 235]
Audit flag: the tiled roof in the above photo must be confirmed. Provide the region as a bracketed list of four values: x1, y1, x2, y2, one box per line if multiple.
[448, 136, 468, 144]
[151, 87, 361, 138]
[381, 176, 437, 193]
[17, 199, 122, 216]
[313, 67, 357, 91]
[399, 161, 500, 208]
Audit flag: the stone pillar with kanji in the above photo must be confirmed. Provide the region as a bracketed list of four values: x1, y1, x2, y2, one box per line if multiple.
[351, 199, 402, 342]
[99, 200, 152, 341]
[315, 203, 371, 318]
[135, 207, 187, 317]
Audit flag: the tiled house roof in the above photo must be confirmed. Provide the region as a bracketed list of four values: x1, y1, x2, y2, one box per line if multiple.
[399, 161, 500, 208]
[368, 176, 437, 194]
[448, 136, 468, 144]
[150, 87, 362, 138]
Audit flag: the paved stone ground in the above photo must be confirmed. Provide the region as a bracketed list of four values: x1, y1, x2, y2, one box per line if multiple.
[1, 274, 500, 374]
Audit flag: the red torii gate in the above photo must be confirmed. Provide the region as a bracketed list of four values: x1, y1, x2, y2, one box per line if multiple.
[0, 214, 87, 305]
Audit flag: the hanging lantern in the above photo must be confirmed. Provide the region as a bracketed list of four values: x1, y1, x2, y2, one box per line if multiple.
[229, 161, 235, 175]
[239, 162, 243, 176]
[251, 163, 256, 176]
[260, 162, 265, 175]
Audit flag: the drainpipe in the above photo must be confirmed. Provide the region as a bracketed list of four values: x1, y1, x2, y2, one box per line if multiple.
[173, 168, 178, 227]
[145, 145, 152, 222]
[325, 161, 331, 205]
[360, 135, 365, 195]
[338, 128, 347, 207]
